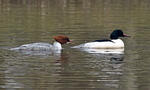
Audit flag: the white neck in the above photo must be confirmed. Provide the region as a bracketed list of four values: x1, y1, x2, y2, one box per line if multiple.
[53, 41, 62, 50]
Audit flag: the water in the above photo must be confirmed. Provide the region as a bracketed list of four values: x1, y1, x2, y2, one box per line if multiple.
[0, 0, 150, 90]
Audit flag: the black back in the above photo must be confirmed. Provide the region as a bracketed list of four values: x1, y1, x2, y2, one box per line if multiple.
[94, 39, 113, 42]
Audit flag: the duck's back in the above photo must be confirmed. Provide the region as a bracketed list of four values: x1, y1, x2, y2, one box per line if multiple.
[72, 39, 124, 49]
[11, 43, 53, 51]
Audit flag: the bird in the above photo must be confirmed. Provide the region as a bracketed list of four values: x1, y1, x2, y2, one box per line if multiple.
[10, 35, 71, 51]
[72, 29, 129, 49]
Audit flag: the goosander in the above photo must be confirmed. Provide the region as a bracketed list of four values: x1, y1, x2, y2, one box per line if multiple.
[72, 29, 129, 49]
[11, 35, 71, 51]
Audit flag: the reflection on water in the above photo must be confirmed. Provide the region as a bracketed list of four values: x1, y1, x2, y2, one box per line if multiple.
[0, 0, 150, 90]
[75, 48, 124, 54]
[57, 50, 124, 89]
[10, 49, 62, 56]
[0, 48, 124, 89]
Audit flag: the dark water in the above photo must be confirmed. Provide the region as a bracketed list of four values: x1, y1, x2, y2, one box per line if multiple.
[0, 0, 150, 90]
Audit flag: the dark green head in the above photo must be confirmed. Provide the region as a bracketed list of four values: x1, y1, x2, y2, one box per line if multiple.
[110, 29, 129, 39]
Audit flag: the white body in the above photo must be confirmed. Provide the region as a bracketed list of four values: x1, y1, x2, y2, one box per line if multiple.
[72, 39, 124, 49]
[10, 42, 62, 51]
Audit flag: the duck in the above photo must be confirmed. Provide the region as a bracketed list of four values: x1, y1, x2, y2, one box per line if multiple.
[10, 35, 71, 51]
[72, 29, 129, 49]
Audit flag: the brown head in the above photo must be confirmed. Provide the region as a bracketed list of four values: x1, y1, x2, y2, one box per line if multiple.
[53, 35, 71, 44]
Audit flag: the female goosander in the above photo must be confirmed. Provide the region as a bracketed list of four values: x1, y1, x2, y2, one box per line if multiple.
[11, 35, 71, 51]
[72, 29, 129, 49]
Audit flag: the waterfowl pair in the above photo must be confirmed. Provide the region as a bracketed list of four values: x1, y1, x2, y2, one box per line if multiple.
[11, 29, 129, 52]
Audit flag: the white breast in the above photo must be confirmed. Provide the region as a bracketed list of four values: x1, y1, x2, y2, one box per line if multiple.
[72, 39, 124, 49]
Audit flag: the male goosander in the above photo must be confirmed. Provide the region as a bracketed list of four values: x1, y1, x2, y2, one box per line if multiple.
[11, 35, 71, 51]
[72, 29, 129, 49]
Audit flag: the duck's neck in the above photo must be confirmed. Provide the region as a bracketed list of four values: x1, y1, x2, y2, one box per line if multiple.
[53, 41, 62, 50]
